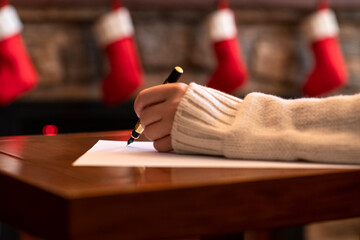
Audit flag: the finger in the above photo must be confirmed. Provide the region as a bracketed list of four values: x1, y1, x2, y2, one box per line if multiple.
[153, 135, 172, 152]
[139, 101, 166, 127]
[143, 119, 172, 141]
[134, 84, 178, 116]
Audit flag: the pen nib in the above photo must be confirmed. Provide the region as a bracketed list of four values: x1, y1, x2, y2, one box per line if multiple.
[127, 137, 134, 146]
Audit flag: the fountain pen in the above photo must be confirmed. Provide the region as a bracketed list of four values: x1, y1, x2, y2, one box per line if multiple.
[127, 66, 184, 146]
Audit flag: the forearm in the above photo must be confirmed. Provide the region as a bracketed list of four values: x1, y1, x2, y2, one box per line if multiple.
[172, 83, 360, 164]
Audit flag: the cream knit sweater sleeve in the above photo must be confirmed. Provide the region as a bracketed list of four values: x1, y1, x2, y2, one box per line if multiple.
[171, 83, 360, 164]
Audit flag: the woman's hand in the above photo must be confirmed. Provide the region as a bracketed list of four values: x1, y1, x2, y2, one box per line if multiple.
[134, 83, 189, 152]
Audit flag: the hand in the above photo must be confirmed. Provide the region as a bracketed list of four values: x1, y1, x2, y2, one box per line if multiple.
[134, 83, 189, 152]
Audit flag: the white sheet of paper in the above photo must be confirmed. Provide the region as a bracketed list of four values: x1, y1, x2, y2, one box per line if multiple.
[72, 140, 360, 169]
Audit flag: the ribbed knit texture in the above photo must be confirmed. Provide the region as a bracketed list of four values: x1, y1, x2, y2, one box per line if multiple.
[172, 83, 360, 164]
[172, 83, 242, 156]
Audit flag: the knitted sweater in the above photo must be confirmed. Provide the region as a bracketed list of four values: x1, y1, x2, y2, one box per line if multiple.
[171, 83, 360, 164]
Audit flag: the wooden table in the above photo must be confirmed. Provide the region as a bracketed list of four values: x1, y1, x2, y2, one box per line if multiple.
[0, 131, 360, 240]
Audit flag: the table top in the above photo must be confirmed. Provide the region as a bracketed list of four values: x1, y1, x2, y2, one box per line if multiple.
[0, 131, 360, 240]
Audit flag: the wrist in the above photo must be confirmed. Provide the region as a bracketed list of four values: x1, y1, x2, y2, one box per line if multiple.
[171, 83, 242, 156]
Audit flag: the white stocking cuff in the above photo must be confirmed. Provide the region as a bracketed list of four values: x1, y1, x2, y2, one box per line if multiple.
[0, 5, 22, 41]
[302, 9, 339, 42]
[94, 7, 134, 46]
[208, 8, 237, 42]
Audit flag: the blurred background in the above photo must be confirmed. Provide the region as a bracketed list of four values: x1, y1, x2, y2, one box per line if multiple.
[1, 0, 360, 137]
[1, 1, 360, 239]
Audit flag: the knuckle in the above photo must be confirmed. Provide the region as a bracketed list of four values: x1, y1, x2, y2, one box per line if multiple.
[139, 117, 150, 129]
[143, 129, 154, 141]
[169, 83, 188, 101]
[153, 141, 166, 152]
[153, 136, 172, 152]
[134, 93, 144, 115]
[174, 82, 188, 93]
[139, 117, 147, 128]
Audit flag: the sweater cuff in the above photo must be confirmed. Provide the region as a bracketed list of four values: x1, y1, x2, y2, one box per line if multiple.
[171, 83, 242, 156]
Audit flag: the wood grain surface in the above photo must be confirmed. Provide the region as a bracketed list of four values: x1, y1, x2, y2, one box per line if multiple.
[0, 131, 360, 239]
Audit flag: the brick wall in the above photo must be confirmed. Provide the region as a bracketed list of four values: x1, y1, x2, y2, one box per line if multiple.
[15, 6, 360, 102]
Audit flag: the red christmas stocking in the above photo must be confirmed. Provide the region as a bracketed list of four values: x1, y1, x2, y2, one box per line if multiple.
[94, 0, 143, 105]
[206, 0, 247, 94]
[302, 1, 347, 97]
[0, 1, 37, 106]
